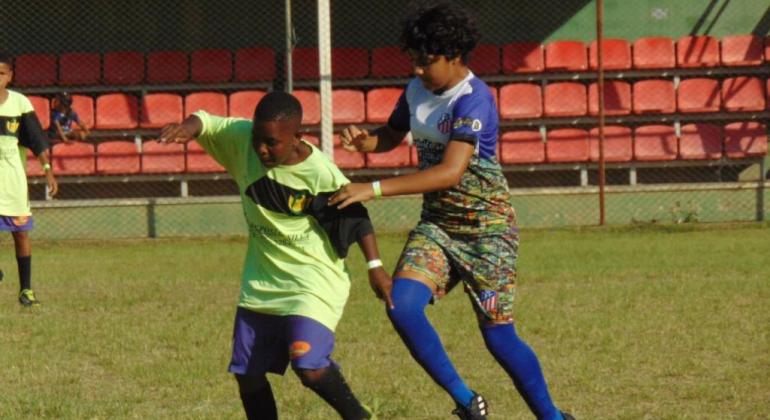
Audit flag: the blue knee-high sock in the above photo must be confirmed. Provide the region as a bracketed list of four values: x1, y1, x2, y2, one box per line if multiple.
[386, 278, 474, 406]
[481, 323, 562, 420]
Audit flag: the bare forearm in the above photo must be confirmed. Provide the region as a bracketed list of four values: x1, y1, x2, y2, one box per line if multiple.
[371, 126, 406, 153]
[379, 163, 462, 196]
[356, 232, 381, 262]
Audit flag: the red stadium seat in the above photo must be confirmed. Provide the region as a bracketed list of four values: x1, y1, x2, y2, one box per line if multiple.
[589, 126, 633, 162]
[71, 94, 94, 129]
[294, 90, 320, 125]
[469, 44, 500, 76]
[589, 39, 631, 70]
[229, 90, 266, 119]
[679, 123, 722, 160]
[147, 51, 189, 84]
[234, 47, 276, 82]
[191, 49, 232, 83]
[97, 141, 140, 174]
[333, 48, 369, 79]
[720, 35, 764, 66]
[371, 46, 412, 78]
[13, 54, 57, 87]
[588, 81, 631, 116]
[499, 83, 542, 119]
[766, 36, 770, 62]
[501, 42, 544, 74]
[291, 47, 319, 80]
[185, 92, 228, 117]
[677, 35, 719, 68]
[722, 77, 765, 112]
[544, 82, 587, 117]
[187, 140, 225, 173]
[500, 130, 545, 164]
[366, 144, 410, 168]
[140, 93, 183, 129]
[302, 134, 320, 147]
[103, 51, 144, 85]
[546, 128, 589, 162]
[677, 78, 721, 113]
[724, 122, 768, 158]
[366, 87, 402, 123]
[544, 40, 587, 71]
[27, 96, 50, 131]
[334, 148, 366, 169]
[51, 142, 95, 175]
[633, 80, 676, 114]
[488, 86, 498, 108]
[633, 37, 675, 69]
[332, 89, 365, 124]
[633, 125, 677, 161]
[95, 93, 139, 129]
[59, 52, 100, 86]
[25, 148, 44, 177]
[141, 141, 186, 174]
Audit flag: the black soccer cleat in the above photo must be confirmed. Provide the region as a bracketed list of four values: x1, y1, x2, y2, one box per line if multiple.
[452, 392, 488, 420]
[0, 269, 4, 282]
[561, 411, 576, 420]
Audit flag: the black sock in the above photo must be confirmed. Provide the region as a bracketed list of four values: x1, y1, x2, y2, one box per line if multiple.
[299, 367, 370, 420]
[17, 256, 31, 291]
[240, 380, 277, 420]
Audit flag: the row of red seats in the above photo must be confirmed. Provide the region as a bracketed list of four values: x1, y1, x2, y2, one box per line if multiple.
[500, 122, 767, 164]
[501, 76, 769, 119]
[13, 35, 770, 87]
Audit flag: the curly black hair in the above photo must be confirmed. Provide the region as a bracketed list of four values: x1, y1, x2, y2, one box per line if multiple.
[400, 1, 479, 64]
[0, 51, 13, 67]
[253, 91, 303, 123]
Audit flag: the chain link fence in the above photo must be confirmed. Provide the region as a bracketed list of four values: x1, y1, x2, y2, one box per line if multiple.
[3, 0, 769, 239]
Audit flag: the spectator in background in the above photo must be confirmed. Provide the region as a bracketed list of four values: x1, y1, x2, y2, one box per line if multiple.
[49, 92, 89, 144]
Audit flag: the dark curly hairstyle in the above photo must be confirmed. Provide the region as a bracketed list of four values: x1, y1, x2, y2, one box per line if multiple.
[253, 91, 303, 123]
[400, 1, 479, 64]
[0, 51, 13, 67]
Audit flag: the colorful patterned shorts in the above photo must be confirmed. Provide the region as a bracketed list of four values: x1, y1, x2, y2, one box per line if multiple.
[0, 215, 34, 232]
[395, 222, 519, 323]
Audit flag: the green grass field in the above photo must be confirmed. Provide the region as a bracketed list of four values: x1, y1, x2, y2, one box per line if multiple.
[1, 223, 768, 419]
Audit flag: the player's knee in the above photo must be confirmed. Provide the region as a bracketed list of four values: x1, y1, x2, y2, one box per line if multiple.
[235, 374, 268, 395]
[294, 367, 327, 388]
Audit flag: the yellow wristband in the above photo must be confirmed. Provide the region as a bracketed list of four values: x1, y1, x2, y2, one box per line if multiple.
[43, 163, 51, 171]
[371, 181, 382, 198]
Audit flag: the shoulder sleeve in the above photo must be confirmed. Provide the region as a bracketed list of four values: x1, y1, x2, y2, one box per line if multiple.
[450, 87, 498, 155]
[17, 95, 49, 156]
[194, 111, 252, 175]
[387, 90, 410, 132]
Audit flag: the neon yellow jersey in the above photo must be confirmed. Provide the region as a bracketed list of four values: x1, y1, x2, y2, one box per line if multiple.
[195, 111, 353, 331]
[0, 90, 36, 216]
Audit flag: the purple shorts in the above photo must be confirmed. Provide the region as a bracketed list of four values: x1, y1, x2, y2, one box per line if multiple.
[0, 215, 34, 232]
[228, 307, 337, 376]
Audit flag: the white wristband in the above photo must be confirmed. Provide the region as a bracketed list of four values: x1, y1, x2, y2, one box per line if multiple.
[366, 259, 383, 270]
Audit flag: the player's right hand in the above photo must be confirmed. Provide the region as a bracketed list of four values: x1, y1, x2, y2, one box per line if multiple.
[340, 125, 369, 152]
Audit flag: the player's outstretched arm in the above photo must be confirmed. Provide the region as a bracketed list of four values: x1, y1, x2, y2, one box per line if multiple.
[356, 232, 394, 309]
[340, 124, 407, 154]
[159, 115, 203, 144]
[37, 149, 58, 197]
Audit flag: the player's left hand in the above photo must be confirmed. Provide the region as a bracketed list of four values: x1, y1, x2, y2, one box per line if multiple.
[367, 267, 394, 309]
[328, 183, 374, 209]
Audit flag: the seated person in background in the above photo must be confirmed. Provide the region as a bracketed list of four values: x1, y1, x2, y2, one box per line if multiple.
[49, 92, 89, 144]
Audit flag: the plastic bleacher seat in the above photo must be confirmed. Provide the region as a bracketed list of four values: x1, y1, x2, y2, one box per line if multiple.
[371, 46, 412, 78]
[332, 89, 365, 124]
[294, 90, 320, 125]
[679, 123, 722, 160]
[544, 82, 587, 117]
[291, 47, 319, 80]
[633, 125, 677, 161]
[677, 35, 719, 68]
[545, 128, 589, 162]
[499, 130, 545, 164]
[469, 44, 500, 76]
[724, 121, 768, 158]
[302, 134, 320, 147]
[103, 51, 145, 85]
[25, 149, 44, 177]
[59, 52, 101, 86]
[185, 92, 228, 117]
[721, 76, 765, 112]
[501, 42, 544, 74]
[191, 49, 232, 83]
[141, 140, 186, 174]
[140, 93, 183, 129]
[632, 80, 676, 114]
[51, 142, 95, 175]
[588, 80, 631, 116]
[234, 47, 276, 82]
[97, 141, 140, 174]
[27, 96, 50, 131]
[589, 126, 633, 162]
[589, 39, 631, 70]
[95, 93, 139, 129]
[334, 147, 366, 169]
[187, 140, 225, 173]
[333, 48, 369, 79]
[366, 87, 402, 123]
[544, 40, 587, 71]
[13, 53, 57, 86]
[499, 83, 542, 119]
[720, 35, 764, 66]
[229, 90, 266, 119]
[633, 37, 676, 69]
[366, 143, 410, 168]
[488, 86, 498, 107]
[147, 51, 189, 84]
[677, 78, 721, 113]
[71, 94, 94, 129]
[766, 36, 770, 62]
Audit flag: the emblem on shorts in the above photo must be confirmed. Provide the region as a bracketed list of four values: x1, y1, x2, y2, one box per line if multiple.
[289, 341, 312, 359]
[12, 216, 29, 226]
[478, 290, 498, 313]
[6, 118, 19, 134]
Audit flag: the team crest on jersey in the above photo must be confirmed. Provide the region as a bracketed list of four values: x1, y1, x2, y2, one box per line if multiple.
[437, 113, 452, 134]
[287, 191, 310, 215]
[6, 118, 19, 134]
[453, 117, 482, 132]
